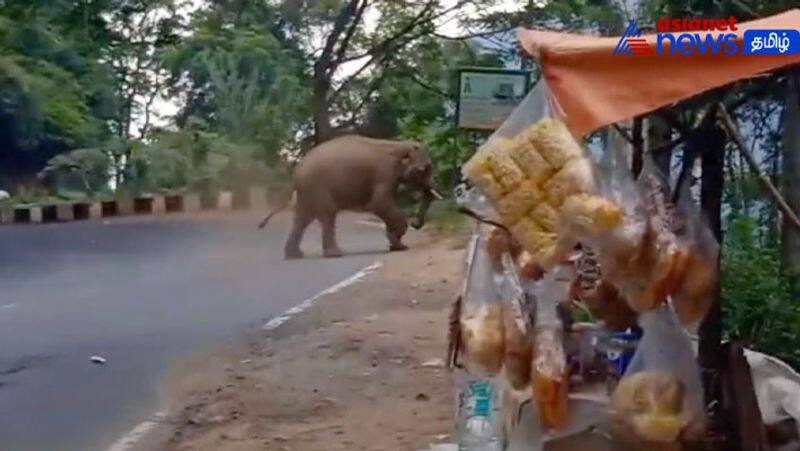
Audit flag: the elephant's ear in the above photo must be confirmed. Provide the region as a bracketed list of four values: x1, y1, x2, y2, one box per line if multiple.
[391, 145, 412, 167]
[399, 152, 414, 178]
[390, 144, 412, 159]
[394, 142, 430, 178]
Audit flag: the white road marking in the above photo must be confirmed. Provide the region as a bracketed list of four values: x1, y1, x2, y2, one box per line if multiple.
[262, 261, 383, 331]
[105, 261, 382, 451]
[0, 303, 16, 310]
[355, 220, 385, 228]
[104, 411, 165, 451]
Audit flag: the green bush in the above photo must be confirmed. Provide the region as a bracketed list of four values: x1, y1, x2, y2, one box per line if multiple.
[40, 148, 110, 197]
[722, 214, 800, 368]
[425, 198, 466, 236]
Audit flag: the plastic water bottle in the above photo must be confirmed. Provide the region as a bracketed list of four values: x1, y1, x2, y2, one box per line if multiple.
[458, 379, 502, 451]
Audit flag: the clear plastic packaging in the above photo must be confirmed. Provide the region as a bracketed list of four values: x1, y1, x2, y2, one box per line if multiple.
[531, 265, 573, 431]
[461, 82, 622, 270]
[668, 179, 719, 328]
[460, 223, 506, 376]
[577, 140, 718, 326]
[610, 306, 705, 450]
[499, 256, 534, 391]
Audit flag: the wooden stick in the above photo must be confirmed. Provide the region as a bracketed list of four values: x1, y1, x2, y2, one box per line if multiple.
[429, 188, 444, 200]
[632, 117, 644, 178]
[718, 103, 800, 230]
[725, 341, 772, 451]
[650, 134, 685, 155]
[456, 206, 510, 232]
[612, 123, 634, 144]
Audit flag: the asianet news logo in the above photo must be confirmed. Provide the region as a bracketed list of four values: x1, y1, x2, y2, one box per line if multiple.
[612, 19, 800, 56]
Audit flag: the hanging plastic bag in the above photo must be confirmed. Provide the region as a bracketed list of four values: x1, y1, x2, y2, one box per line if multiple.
[610, 306, 705, 450]
[460, 223, 506, 376]
[628, 159, 694, 312]
[667, 178, 719, 328]
[573, 132, 666, 313]
[531, 264, 573, 431]
[462, 82, 624, 270]
[499, 254, 534, 392]
[579, 135, 716, 323]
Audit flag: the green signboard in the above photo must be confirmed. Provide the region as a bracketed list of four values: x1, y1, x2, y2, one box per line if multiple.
[457, 68, 531, 131]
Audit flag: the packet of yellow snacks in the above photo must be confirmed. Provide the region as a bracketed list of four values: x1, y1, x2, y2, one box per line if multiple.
[462, 83, 623, 270]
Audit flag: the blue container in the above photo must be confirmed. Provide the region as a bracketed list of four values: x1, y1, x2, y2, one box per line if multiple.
[600, 330, 640, 377]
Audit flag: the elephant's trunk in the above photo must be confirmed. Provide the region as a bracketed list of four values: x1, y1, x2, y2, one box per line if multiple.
[411, 186, 436, 230]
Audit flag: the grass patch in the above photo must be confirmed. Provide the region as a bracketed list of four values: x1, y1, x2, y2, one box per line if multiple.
[426, 199, 467, 236]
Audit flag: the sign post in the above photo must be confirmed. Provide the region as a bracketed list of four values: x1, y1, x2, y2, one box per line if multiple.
[456, 68, 531, 131]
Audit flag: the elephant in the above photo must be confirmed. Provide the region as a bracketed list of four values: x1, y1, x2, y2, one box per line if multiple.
[258, 134, 439, 259]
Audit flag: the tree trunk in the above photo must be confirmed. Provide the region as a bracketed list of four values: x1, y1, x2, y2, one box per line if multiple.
[647, 115, 673, 179]
[312, 77, 333, 144]
[781, 70, 800, 294]
[698, 120, 731, 450]
[699, 121, 725, 380]
[310, 0, 363, 145]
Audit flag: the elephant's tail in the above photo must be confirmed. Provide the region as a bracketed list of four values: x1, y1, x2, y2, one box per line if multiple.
[257, 184, 295, 230]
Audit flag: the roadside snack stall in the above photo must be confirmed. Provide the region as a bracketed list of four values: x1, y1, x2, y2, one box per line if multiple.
[448, 9, 800, 451]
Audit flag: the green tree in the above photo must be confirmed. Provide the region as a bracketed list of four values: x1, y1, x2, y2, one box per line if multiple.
[103, 0, 186, 187]
[723, 214, 800, 368]
[375, 38, 506, 190]
[0, 1, 118, 190]
[277, 0, 498, 142]
[166, 3, 309, 161]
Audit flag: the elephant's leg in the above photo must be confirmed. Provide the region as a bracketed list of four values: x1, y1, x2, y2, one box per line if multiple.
[373, 206, 408, 251]
[368, 186, 409, 252]
[319, 211, 343, 258]
[284, 209, 313, 260]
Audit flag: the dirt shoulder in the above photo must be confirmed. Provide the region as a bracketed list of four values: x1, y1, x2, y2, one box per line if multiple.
[152, 230, 467, 451]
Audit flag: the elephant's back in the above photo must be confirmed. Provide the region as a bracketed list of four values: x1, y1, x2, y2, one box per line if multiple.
[297, 136, 379, 174]
[294, 136, 387, 208]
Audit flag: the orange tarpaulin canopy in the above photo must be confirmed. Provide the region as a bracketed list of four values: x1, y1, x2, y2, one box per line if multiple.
[518, 9, 800, 137]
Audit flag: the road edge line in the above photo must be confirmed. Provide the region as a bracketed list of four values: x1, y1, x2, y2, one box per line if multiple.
[354, 219, 384, 228]
[105, 261, 383, 451]
[105, 411, 166, 451]
[262, 260, 383, 331]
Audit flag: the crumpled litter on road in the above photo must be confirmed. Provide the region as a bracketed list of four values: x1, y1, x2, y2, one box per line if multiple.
[90, 355, 107, 365]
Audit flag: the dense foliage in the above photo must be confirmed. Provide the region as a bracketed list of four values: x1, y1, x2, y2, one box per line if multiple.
[722, 215, 800, 368]
[0, 1, 117, 189]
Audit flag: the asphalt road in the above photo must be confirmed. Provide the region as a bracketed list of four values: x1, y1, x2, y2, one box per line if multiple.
[0, 212, 389, 451]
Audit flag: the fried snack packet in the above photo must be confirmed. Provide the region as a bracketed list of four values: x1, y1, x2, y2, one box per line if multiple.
[463, 116, 625, 273]
[462, 151, 507, 202]
[500, 272, 533, 391]
[533, 327, 569, 430]
[520, 118, 583, 170]
[486, 145, 526, 192]
[544, 157, 596, 207]
[495, 180, 545, 225]
[531, 265, 573, 431]
[459, 224, 506, 376]
[462, 302, 505, 375]
[508, 136, 554, 185]
[610, 307, 705, 450]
